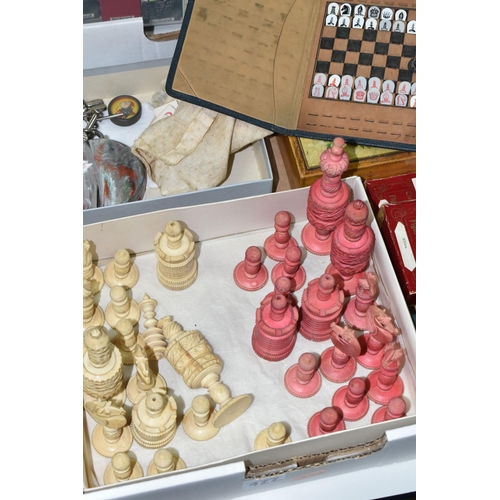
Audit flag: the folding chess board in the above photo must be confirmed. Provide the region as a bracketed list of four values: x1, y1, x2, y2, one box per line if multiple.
[167, 0, 416, 150]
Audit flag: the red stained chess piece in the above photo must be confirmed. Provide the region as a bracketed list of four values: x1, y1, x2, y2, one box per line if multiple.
[371, 396, 407, 424]
[327, 200, 375, 295]
[320, 323, 361, 383]
[271, 246, 306, 292]
[332, 377, 370, 422]
[233, 246, 268, 291]
[261, 276, 298, 309]
[357, 305, 399, 370]
[252, 293, 299, 362]
[301, 137, 350, 255]
[264, 211, 298, 262]
[284, 352, 322, 398]
[343, 272, 378, 331]
[367, 347, 405, 405]
[307, 407, 345, 437]
[299, 273, 344, 342]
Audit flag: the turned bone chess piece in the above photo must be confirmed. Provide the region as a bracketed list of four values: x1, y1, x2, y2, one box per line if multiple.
[83, 240, 104, 295]
[371, 396, 407, 424]
[320, 323, 361, 383]
[126, 343, 167, 405]
[131, 388, 178, 448]
[332, 377, 370, 422]
[182, 394, 220, 441]
[158, 315, 252, 427]
[252, 292, 299, 362]
[103, 248, 139, 289]
[299, 273, 344, 342]
[254, 422, 291, 450]
[327, 199, 375, 295]
[105, 285, 140, 329]
[301, 137, 350, 255]
[83, 279, 104, 331]
[264, 211, 298, 261]
[307, 407, 345, 437]
[139, 293, 167, 360]
[271, 246, 306, 292]
[357, 305, 399, 370]
[84, 399, 133, 457]
[233, 246, 268, 291]
[284, 352, 322, 398]
[154, 220, 198, 290]
[343, 272, 378, 331]
[83, 326, 125, 405]
[367, 346, 405, 405]
[113, 318, 141, 365]
[261, 275, 298, 309]
[147, 449, 187, 476]
[103, 452, 144, 485]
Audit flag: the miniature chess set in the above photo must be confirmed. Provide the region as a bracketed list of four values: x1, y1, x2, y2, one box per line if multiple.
[83, 139, 416, 492]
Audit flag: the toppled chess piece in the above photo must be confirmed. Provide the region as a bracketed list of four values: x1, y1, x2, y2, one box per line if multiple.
[367, 346, 405, 405]
[332, 377, 370, 422]
[103, 248, 139, 289]
[154, 220, 198, 290]
[343, 271, 378, 331]
[105, 285, 140, 329]
[182, 394, 220, 441]
[264, 211, 298, 261]
[103, 452, 144, 485]
[84, 399, 133, 458]
[147, 449, 187, 476]
[301, 137, 350, 255]
[158, 315, 252, 428]
[284, 352, 322, 398]
[83, 240, 104, 295]
[233, 246, 268, 291]
[139, 293, 168, 360]
[271, 246, 306, 292]
[83, 279, 104, 331]
[254, 422, 291, 451]
[307, 407, 345, 437]
[371, 396, 407, 424]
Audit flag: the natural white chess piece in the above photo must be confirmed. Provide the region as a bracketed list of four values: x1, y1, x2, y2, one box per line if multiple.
[105, 285, 140, 329]
[182, 395, 219, 441]
[139, 293, 167, 360]
[104, 248, 139, 289]
[83, 240, 104, 295]
[103, 452, 144, 485]
[254, 422, 291, 450]
[83, 279, 104, 331]
[147, 448, 187, 476]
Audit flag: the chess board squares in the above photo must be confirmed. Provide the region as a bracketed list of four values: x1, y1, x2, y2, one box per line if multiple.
[320, 37, 334, 50]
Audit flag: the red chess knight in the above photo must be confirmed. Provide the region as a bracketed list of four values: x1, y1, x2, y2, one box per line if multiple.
[343, 271, 378, 331]
[367, 346, 405, 405]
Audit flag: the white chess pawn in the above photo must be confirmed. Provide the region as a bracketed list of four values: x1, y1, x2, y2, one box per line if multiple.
[83, 240, 104, 295]
[105, 285, 140, 329]
[103, 452, 143, 485]
[83, 279, 104, 331]
[104, 248, 139, 289]
[147, 449, 187, 476]
[254, 422, 292, 451]
[182, 395, 220, 441]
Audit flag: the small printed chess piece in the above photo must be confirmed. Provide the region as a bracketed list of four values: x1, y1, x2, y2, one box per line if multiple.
[371, 396, 407, 424]
[104, 248, 139, 289]
[105, 285, 140, 329]
[113, 317, 141, 365]
[84, 399, 133, 458]
[343, 272, 378, 331]
[103, 452, 144, 485]
[233, 246, 268, 291]
[332, 377, 370, 422]
[264, 211, 298, 261]
[154, 220, 198, 290]
[83, 326, 125, 405]
[254, 422, 291, 451]
[271, 246, 306, 292]
[83, 279, 104, 331]
[139, 293, 168, 360]
[357, 305, 399, 370]
[147, 448, 187, 476]
[284, 352, 322, 398]
[367, 346, 405, 405]
[320, 323, 361, 383]
[252, 292, 299, 362]
[182, 394, 220, 441]
[158, 315, 252, 427]
[327, 200, 375, 295]
[83, 240, 104, 295]
[301, 137, 350, 255]
[126, 343, 168, 405]
[307, 407, 345, 437]
[131, 388, 178, 448]
[299, 273, 344, 342]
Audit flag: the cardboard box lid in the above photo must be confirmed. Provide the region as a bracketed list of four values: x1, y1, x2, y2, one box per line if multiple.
[166, 0, 416, 151]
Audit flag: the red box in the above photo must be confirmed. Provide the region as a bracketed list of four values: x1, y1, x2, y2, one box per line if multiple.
[379, 200, 416, 305]
[99, 0, 142, 21]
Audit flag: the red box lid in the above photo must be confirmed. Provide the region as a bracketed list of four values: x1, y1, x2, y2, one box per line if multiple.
[365, 172, 416, 217]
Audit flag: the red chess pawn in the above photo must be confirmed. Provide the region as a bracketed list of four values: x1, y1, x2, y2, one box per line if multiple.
[327, 200, 375, 295]
[233, 246, 268, 291]
[299, 273, 344, 342]
[320, 323, 361, 383]
[301, 137, 350, 255]
[307, 407, 345, 437]
[264, 211, 298, 262]
[344, 272, 378, 331]
[252, 293, 299, 362]
[371, 396, 407, 424]
[261, 276, 298, 309]
[357, 305, 399, 370]
[367, 347, 405, 405]
[271, 246, 306, 292]
[284, 352, 322, 398]
[332, 377, 370, 422]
